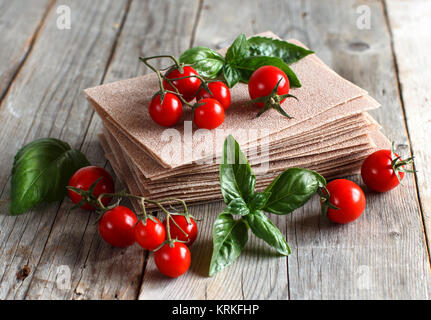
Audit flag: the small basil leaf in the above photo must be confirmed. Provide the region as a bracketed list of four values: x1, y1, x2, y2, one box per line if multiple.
[247, 36, 314, 65]
[225, 34, 249, 63]
[245, 210, 290, 255]
[237, 56, 301, 87]
[223, 197, 250, 216]
[220, 135, 256, 204]
[10, 138, 90, 215]
[209, 213, 249, 276]
[248, 192, 271, 211]
[179, 46, 225, 78]
[222, 64, 242, 88]
[263, 168, 326, 215]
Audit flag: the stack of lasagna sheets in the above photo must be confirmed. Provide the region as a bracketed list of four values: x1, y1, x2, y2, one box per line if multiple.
[84, 32, 389, 210]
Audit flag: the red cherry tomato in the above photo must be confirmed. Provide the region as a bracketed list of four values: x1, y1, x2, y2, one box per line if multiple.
[248, 65, 290, 108]
[361, 150, 405, 192]
[163, 66, 201, 102]
[149, 92, 182, 127]
[68, 166, 114, 211]
[196, 81, 231, 110]
[135, 217, 166, 251]
[154, 242, 191, 278]
[163, 215, 198, 246]
[193, 98, 225, 129]
[325, 179, 366, 224]
[98, 205, 137, 247]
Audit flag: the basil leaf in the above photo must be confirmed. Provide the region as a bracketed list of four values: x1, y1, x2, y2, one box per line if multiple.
[248, 191, 272, 211]
[220, 135, 256, 204]
[209, 213, 249, 276]
[225, 34, 249, 63]
[222, 64, 242, 88]
[179, 46, 225, 78]
[236, 56, 301, 88]
[263, 168, 326, 215]
[245, 210, 290, 255]
[223, 197, 250, 216]
[10, 138, 90, 215]
[247, 36, 314, 65]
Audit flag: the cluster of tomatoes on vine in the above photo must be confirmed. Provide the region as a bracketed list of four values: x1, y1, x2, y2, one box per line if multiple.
[67, 166, 197, 278]
[141, 55, 299, 129]
[141, 55, 231, 129]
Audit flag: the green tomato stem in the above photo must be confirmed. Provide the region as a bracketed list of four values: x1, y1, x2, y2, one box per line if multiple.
[95, 191, 191, 244]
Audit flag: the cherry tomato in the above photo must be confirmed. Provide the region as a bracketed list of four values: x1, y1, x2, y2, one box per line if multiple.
[149, 92, 182, 127]
[154, 242, 191, 278]
[196, 81, 231, 110]
[135, 217, 166, 251]
[163, 215, 198, 246]
[68, 166, 115, 211]
[248, 65, 290, 108]
[98, 205, 137, 247]
[163, 66, 201, 102]
[361, 150, 404, 192]
[193, 98, 225, 129]
[325, 179, 366, 224]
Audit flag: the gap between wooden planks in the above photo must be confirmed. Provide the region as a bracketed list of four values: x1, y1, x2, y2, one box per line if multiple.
[0, 0, 134, 299]
[7, 0, 201, 300]
[138, 0, 431, 299]
[0, 0, 429, 300]
[384, 0, 431, 260]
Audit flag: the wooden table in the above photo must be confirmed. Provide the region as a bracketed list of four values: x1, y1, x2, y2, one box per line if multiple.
[0, 0, 430, 300]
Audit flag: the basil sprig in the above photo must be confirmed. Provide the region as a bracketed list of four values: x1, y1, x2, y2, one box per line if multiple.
[10, 138, 90, 215]
[209, 135, 326, 276]
[179, 34, 313, 88]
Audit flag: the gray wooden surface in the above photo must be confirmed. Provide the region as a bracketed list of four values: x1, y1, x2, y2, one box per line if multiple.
[0, 0, 429, 300]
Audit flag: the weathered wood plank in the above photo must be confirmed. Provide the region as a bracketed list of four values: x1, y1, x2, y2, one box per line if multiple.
[385, 0, 431, 259]
[1, 0, 428, 300]
[23, 0, 201, 300]
[0, 0, 52, 101]
[139, 202, 289, 299]
[138, 0, 290, 300]
[139, 0, 430, 300]
[272, 0, 430, 299]
[0, 0, 130, 299]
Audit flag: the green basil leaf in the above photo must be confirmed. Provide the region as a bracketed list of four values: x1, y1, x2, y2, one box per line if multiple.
[247, 36, 314, 65]
[220, 135, 256, 204]
[223, 197, 250, 216]
[10, 138, 90, 215]
[179, 46, 225, 78]
[225, 34, 249, 63]
[248, 191, 272, 211]
[222, 64, 242, 88]
[236, 56, 301, 88]
[263, 168, 326, 215]
[209, 213, 249, 276]
[245, 210, 291, 255]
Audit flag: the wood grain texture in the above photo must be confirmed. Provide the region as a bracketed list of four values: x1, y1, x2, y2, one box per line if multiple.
[0, 0, 429, 300]
[0, 0, 52, 101]
[23, 0, 201, 300]
[139, 202, 289, 299]
[385, 0, 431, 257]
[163, 0, 430, 300]
[277, 0, 430, 299]
[0, 0, 130, 299]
